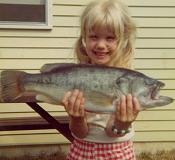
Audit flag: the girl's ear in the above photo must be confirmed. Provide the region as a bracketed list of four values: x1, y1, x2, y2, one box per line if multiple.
[82, 39, 86, 47]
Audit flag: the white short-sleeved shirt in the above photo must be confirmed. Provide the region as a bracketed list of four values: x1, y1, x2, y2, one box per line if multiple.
[72, 113, 134, 143]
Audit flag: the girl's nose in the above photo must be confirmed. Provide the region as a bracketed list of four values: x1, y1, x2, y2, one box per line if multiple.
[96, 39, 106, 49]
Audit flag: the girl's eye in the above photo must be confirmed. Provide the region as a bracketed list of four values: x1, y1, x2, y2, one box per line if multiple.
[106, 36, 115, 42]
[89, 35, 98, 40]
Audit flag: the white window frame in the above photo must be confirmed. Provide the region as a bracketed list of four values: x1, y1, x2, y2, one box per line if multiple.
[0, 0, 52, 29]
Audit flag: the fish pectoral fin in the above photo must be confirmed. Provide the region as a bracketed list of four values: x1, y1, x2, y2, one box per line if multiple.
[85, 101, 115, 113]
[85, 92, 115, 113]
[87, 91, 115, 106]
[36, 94, 58, 104]
[40, 63, 76, 73]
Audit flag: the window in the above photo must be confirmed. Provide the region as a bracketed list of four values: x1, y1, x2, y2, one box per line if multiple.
[0, 0, 52, 29]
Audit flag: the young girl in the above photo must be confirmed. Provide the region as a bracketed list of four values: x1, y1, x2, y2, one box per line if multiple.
[62, 0, 140, 159]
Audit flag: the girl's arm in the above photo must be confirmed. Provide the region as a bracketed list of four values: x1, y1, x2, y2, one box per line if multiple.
[105, 94, 140, 137]
[62, 90, 89, 139]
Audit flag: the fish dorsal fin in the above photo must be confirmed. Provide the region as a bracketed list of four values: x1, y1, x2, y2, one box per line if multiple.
[40, 63, 76, 73]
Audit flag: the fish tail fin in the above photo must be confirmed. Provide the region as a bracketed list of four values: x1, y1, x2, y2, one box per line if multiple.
[0, 70, 26, 102]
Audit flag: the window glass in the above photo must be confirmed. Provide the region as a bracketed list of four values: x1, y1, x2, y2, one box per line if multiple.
[0, 0, 52, 29]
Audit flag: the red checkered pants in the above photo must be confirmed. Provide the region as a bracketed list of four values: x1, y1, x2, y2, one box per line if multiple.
[66, 139, 136, 160]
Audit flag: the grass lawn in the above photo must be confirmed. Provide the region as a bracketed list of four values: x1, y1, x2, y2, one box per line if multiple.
[136, 150, 175, 160]
[0, 149, 175, 160]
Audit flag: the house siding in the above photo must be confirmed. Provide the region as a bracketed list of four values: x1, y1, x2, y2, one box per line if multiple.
[0, 0, 174, 148]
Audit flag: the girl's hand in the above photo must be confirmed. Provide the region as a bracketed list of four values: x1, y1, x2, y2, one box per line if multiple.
[105, 94, 140, 137]
[114, 94, 140, 130]
[62, 89, 85, 118]
[61, 89, 88, 138]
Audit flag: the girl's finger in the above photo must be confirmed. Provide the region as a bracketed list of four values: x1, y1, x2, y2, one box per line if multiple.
[133, 96, 141, 115]
[126, 94, 133, 120]
[80, 97, 85, 115]
[62, 91, 72, 109]
[79, 104, 85, 117]
[68, 89, 80, 114]
[119, 95, 127, 122]
[73, 91, 84, 115]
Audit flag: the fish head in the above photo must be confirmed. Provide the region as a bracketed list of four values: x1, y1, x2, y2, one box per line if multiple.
[115, 72, 173, 109]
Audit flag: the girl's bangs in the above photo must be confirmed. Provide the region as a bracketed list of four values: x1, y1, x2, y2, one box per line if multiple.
[85, 12, 116, 34]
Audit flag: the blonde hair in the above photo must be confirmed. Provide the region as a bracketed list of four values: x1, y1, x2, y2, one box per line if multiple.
[75, 0, 136, 68]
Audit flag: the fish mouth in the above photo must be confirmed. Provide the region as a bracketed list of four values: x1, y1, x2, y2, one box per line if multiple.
[141, 81, 173, 109]
[151, 82, 164, 100]
[150, 81, 173, 106]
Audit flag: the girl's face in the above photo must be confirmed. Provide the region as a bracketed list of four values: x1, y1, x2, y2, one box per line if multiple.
[84, 27, 117, 65]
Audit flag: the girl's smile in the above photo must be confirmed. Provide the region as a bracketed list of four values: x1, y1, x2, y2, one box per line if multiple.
[93, 51, 110, 59]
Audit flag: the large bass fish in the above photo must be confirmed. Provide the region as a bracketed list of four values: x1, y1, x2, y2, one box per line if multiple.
[0, 63, 173, 112]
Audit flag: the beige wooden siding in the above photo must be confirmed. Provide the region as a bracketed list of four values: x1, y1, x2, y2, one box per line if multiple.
[0, 0, 174, 146]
